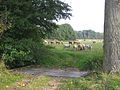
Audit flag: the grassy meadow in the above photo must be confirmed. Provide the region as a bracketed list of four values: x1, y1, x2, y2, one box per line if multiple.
[39, 39, 103, 71]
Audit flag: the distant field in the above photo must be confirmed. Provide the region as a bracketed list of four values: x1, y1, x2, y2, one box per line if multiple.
[39, 39, 103, 70]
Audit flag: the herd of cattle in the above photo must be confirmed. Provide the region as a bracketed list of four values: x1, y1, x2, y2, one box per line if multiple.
[43, 39, 99, 51]
[63, 41, 92, 51]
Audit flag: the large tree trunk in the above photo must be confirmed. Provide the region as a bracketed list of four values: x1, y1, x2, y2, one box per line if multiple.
[104, 0, 120, 72]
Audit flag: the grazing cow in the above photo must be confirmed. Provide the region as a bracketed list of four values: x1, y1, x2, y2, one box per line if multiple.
[77, 44, 83, 50]
[73, 44, 78, 50]
[64, 44, 70, 49]
[73, 44, 84, 51]
[73, 43, 85, 51]
[85, 44, 92, 50]
[73, 43, 92, 51]
[78, 44, 86, 50]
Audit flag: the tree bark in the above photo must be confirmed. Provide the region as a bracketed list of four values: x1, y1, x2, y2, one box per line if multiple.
[104, 0, 120, 72]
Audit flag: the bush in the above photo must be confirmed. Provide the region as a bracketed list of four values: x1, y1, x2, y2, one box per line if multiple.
[2, 49, 33, 68]
[1, 38, 45, 68]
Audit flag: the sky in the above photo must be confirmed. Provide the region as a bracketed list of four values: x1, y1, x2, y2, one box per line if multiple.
[58, 0, 105, 33]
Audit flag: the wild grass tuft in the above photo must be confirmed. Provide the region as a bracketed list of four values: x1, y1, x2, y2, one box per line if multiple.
[0, 61, 24, 90]
[60, 72, 120, 90]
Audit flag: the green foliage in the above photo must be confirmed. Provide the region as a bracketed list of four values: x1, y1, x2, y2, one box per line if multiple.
[47, 24, 76, 40]
[47, 26, 103, 40]
[1, 38, 49, 68]
[0, 0, 72, 68]
[0, 0, 71, 39]
[2, 49, 34, 69]
[80, 54, 103, 71]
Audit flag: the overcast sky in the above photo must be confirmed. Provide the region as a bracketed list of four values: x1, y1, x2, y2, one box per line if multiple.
[58, 0, 105, 33]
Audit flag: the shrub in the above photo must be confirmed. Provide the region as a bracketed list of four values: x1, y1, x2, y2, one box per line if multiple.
[1, 38, 45, 68]
[2, 49, 33, 68]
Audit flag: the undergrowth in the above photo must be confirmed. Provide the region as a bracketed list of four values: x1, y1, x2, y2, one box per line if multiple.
[60, 72, 120, 90]
[0, 61, 24, 90]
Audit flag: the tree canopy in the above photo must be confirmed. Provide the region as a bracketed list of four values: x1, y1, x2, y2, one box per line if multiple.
[0, 0, 72, 40]
[47, 24, 77, 40]
[47, 25, 103, 40]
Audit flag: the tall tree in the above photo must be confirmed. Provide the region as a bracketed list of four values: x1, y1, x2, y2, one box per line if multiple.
[104, 0, 120, 72]
[0, 0, 72, 40]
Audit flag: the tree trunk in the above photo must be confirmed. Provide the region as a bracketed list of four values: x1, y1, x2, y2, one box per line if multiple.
[104, 0, 120, 72]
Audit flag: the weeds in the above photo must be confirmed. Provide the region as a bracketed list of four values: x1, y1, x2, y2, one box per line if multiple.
[60, 72, 120, 90]
[0, 61, 24, 90]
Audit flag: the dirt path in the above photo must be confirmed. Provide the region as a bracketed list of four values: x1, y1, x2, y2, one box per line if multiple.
[16, 67, 90, 78]
[8, 67, 90, 90]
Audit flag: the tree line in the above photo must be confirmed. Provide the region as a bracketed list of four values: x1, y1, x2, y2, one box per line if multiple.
[76, 30, 103, 39]
[47, 24, 103, 40]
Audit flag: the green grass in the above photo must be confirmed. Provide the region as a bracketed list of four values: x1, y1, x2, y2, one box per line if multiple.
[60, 72, 120, 90]
[38, 41, 103, 70]
[0, 62, 25, 90]
[14, 72, 120, 90]
[21, 76, 51, 90]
